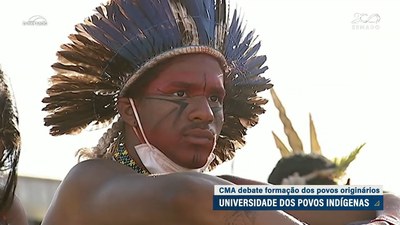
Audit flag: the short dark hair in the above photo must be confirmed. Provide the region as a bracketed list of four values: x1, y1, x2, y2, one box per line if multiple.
[268, 153, 337, 185]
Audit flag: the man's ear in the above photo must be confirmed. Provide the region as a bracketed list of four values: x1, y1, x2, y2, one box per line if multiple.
[117, 97, 137, 127]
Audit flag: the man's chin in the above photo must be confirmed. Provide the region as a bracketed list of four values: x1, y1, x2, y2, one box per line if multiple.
[180, 159, 209, 170]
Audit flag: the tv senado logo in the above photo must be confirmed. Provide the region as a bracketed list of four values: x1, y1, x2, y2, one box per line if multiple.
[23, 15, 48, 26]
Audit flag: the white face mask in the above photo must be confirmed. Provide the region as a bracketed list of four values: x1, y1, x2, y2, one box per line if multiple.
[135, 143, 215, 174]
[128, 98, 215, 175]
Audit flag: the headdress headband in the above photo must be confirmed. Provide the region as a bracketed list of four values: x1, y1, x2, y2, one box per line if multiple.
[42, 0, 272, 168]
[0, 67, 20, 212]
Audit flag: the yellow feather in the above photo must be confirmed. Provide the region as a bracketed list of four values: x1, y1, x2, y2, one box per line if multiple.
[332, 143, 365, 179]
[309, 113, 322, 155]
[272, 131, 292, 157]
[270, 88, 303, 153]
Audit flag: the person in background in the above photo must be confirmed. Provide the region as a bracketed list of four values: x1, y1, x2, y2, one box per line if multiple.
[40, 0, 400, 225]
[0, 67, 28, 225]
[267, 87, 362, 186]
[268, 153, 341, 185]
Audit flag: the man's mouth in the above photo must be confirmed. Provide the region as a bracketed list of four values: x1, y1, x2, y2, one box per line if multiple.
[183, 128, 215, 145]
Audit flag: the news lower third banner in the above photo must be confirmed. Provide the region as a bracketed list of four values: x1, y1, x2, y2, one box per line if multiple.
[213, 185, 383, 210]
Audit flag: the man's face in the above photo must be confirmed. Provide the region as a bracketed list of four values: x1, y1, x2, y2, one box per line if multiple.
[135, 54, 225, 169]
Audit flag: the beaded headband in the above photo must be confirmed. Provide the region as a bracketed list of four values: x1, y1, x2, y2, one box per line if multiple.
[0, 67, 20, 212]
[42, 0, 272, 169]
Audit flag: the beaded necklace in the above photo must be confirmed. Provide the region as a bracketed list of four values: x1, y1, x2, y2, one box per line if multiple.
[113, 142, 150, 175]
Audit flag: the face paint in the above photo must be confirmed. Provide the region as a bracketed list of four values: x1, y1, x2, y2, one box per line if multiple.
[130, 54, 225, 169]
[129, 98, 216, 174]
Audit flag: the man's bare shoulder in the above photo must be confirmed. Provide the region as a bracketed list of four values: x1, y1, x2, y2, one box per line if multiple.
[42, 159, 145, 225]
[69, 159, 133, 176]
[60, 159, 141, 191]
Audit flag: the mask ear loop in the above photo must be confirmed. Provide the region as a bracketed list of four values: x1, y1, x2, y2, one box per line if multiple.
[129, 98, 154, 150]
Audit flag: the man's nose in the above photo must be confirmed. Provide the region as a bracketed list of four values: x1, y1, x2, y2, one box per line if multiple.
[187, 96, 214, 123]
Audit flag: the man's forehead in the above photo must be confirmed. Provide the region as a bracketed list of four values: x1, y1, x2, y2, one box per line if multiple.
[149, 58, 224, 82]
[147, 72, 225, 92]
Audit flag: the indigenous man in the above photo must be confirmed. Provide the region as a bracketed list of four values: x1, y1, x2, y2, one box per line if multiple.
[41, 0, 400, 225]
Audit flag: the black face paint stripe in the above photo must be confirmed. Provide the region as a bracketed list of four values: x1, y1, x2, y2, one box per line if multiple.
[144, 95, 223, 124]
[144, 96, 189, 125]
[202, 73, 207, 94]
[211, 106, 223, 113]
[193, 148, 200, 164]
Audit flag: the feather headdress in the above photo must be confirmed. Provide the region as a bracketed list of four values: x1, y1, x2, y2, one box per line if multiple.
[0, 67, 21, 212]
[269, 88, 364, 184]
[42, 0, 272, 169]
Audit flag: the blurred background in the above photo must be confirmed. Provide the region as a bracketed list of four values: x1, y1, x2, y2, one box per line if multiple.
[1, 0, 399, 223]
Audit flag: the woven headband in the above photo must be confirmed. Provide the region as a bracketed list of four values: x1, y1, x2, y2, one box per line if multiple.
[120, 46, 228, 96]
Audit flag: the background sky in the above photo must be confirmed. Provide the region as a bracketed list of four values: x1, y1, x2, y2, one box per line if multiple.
[0, 0, 399, 193]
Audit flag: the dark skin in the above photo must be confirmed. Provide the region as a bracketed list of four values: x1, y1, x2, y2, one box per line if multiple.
[126, 56, 225, 169]
[0, 142, 29, 225]
[41, 54, 303, 225]
[0, 196, 28, 225]
[41, 54, 399, 225]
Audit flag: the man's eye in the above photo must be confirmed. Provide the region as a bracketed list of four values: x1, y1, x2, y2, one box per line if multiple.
[173, 91, 187, 97]
[209, 95, 221, 103]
